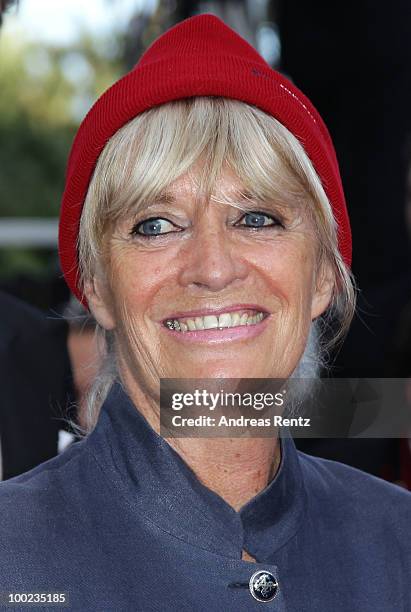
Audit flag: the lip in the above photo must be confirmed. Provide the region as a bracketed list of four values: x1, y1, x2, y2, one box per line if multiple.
[159, 312, 271, 345]
[161, 303, 270, 323]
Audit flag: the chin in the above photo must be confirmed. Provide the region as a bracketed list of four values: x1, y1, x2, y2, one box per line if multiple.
[171, 363, 263, 380]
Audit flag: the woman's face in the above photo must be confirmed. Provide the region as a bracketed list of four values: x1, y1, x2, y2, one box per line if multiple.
[87, 164, 333, 393]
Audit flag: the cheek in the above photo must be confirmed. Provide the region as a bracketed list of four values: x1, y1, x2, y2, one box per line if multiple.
[250, 239, 316, 305]
[109, 247, 171, 318]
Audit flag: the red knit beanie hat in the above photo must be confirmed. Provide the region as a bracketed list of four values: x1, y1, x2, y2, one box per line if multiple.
[59, 13, 352, 306]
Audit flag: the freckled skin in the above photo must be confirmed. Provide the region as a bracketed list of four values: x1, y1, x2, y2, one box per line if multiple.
[94, 166, 332, 386]
[86, 164, 334, 511]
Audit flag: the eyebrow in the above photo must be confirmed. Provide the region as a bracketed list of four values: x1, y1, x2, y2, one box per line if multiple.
[152, 192, 176, 204]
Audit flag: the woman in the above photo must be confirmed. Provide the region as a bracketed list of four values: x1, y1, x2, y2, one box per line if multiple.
[0, 14, 410, 611]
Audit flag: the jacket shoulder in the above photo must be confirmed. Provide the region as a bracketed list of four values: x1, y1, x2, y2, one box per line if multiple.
[298, 449, 411, 526]
[0, 441, 84, 523]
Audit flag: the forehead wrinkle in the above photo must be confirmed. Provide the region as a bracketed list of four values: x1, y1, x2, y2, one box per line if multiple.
[143, 176, 261, 216]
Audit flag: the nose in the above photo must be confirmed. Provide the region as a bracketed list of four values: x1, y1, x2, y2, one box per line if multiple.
[178, 222, 249, 291]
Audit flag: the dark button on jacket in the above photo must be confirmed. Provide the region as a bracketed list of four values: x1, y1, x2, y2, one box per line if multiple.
[0, 381, 410, 611]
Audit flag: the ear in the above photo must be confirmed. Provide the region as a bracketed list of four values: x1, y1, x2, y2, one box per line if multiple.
[84, 274, 116, 331]
[311, 261, 335, 320]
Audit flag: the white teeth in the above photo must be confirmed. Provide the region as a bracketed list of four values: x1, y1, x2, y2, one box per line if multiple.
[194, 317, 204, 329]
[231, 312, 240, 326]
[218, 313, 232, 328]
[239, 313, 248, 326]
[165, 310, 266, 332]
[203, 315, 219, 329]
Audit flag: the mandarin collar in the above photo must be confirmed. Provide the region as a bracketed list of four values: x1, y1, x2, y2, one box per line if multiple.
[87, 381, 306, 561]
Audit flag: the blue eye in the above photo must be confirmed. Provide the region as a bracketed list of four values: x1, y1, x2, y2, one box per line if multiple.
[237, 212, 281, 228]
[131, 217, 176, 237]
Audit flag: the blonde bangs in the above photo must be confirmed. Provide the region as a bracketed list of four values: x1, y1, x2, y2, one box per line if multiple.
[80, 98, 329, 278]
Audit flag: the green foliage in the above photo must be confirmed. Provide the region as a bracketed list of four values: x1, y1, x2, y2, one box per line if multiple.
[0, 246, 53, 278]
[0, 30, 124, 276]
[0, 118, 75, 217]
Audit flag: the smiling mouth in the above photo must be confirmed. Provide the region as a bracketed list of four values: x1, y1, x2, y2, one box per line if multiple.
[163, 309, 268, 332]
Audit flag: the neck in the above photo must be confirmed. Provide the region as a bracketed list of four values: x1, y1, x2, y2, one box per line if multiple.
[120, 371, 281, 511]
[168, 436, 281, 511]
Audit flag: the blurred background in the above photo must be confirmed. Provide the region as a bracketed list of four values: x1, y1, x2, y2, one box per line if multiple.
[2, 0, 411, 350]
[1, 0, 411, 484]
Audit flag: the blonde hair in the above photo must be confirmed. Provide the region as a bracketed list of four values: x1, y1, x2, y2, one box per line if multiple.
[74, 96, 356, 433]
